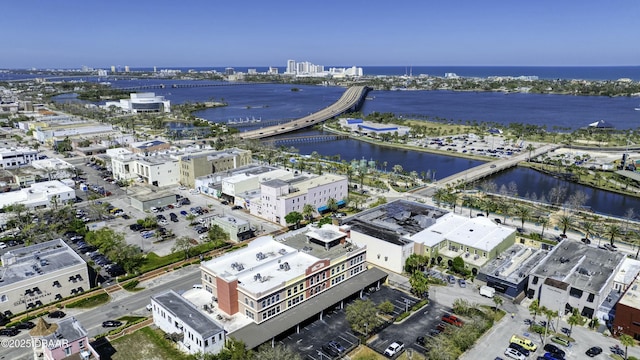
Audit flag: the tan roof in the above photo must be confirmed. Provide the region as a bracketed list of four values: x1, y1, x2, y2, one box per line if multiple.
[29, 317, 58, 337]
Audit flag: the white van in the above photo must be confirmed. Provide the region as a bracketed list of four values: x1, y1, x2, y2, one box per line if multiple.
[192, 284, 203, 289]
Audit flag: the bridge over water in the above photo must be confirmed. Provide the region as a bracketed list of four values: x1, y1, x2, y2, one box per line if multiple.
[238, 86, 370, 140]
[413, 143, 561, 196]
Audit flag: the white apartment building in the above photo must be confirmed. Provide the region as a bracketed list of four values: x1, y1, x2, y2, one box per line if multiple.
[250, 174, 347, 226]
[0, 147, 38, 169]
[221, 169, 292, 200]
[0, 180, 76, 210]
[151, 290, 226, 355]
[103, 92, 170, 113]
[0, 239, 90, 315]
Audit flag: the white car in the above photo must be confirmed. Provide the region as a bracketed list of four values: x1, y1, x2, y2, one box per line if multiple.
[384, 342, 404, 357]
[504, 347, 525, 360]
[0, 242, 6, 249]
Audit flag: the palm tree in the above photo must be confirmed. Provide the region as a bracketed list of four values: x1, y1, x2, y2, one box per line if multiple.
[528, 299, 540, 322]
[492, 296, 503, 312]
[557, 215, 575, 236]
[541, 306, 559, 345]
[526, 143, 536, 161]
[538, 217, 550, 238]
[604, 224, 623, 247]
[326, 198, 338, 213]
[514, 206, 532, 230]
[302, 204, 315, 222]
[581, 221, 596, 241]
[619, 333, 635, 360]
[566, 308, 583, 337]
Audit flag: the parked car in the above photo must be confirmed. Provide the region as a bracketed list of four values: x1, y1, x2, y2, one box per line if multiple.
[543, 344, 565, 358]
[384, 342, 405, 357]
[102, 320, 123, 328]
[509, 342, 530, 357]
[441, 314, 463, 327]
[0, 328, 20, 337]
[0, 242, 7, 249]
[180, 210, 188, 216]
[14, 321, 36, 330]
[231, 205, 243, 210]
[48, 310, 66, 318]
[321, 344, 340, 357]
[458, 279, 467, 288]
[327, 340, 345, 353]
[416, 336, 426, 346]
[503, 347, 525, 360]
[447, 275, 456, 284]
[586, 346, 602, 357]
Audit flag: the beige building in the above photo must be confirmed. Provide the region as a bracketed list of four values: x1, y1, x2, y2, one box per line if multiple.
[178, 148, 252, 188]
[0, 239, 89, 315]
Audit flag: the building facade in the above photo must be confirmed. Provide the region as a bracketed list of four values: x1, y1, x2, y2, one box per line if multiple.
[200, 231, 367, 324]
[151, 290, 226, 355]
[251, 174, 348, 226]
[29, 317, 99, 360]
[0, 239, 89, 316]
[0, 146, 38, 169]
[527, 240, 625, 319]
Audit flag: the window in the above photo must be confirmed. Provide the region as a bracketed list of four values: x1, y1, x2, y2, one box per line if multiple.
[78, 340, 84, 349]
[0, 295, 6, 303]
[532, 276, 539, 285]
[64, 347, 72, 356]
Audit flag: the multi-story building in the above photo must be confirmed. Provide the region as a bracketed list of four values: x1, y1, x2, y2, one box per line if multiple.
[0, 239, 89, 315]
[107, 146, 251, 188]
[178, 148, 252, 188]
[200, 230, 369, 323]
[29, 317, 100, 360]
[527, 240, 625, 319]
[151, 290, 226, 355]
[250, 174, 347, 226]
[198, 227, 387, 350]
[0, 180, 76, 210]
[220, 167, 291, 204]
[0, 146, 38, 169]
[32, 122, 114, 145]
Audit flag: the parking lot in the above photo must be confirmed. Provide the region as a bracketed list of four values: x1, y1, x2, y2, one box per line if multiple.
[277, 285, 422, 359]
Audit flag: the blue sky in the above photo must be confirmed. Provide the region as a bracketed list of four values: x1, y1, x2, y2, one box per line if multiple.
[3, 0, 639, 69]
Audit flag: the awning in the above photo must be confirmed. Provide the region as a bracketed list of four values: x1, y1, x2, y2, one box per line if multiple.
[336, 200, 345, 206]
[317, 205, 328, 212]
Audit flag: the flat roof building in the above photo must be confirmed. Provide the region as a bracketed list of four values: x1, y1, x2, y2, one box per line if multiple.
[151, 290, 225, 355]
[528, 240, 625, 319]
[0, 239, 89, 315]
[0, 180, 75, 210]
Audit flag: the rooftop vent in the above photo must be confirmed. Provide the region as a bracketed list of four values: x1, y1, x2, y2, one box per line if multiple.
[256, 252, 266, 261]
[279, 262, 290, 271]
[278, 249, 287, 255]
[254, 273, 262, 281]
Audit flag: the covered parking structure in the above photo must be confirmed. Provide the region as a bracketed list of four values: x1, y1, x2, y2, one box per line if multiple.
[229, 267, 388, 349]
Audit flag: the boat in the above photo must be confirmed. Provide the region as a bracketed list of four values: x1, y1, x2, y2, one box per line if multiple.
[635, 106, 640, 111]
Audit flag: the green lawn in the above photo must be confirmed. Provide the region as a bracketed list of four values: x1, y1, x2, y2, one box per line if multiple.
[65, 293, 110, 308]
[95, 327, 191, 360]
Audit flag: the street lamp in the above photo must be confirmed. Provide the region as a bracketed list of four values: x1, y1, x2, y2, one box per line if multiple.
[364, 323, 368, 336]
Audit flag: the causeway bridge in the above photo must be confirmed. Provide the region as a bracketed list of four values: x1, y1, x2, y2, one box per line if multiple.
[238, 86, 371, 140]
[432, 143, 561, 188]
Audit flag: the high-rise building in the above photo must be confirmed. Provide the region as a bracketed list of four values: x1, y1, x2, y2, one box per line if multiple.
[110, 65, 116, 73]
[124, 65, 130, 72]
[286, 60, 296, 74]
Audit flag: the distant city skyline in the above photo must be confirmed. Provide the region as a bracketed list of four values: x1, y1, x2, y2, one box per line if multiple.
[3, 0, 639, 69]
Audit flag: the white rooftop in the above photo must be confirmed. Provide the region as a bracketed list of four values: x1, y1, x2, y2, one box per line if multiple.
[201, 236, 320, 296]
[408, 213, 514, 250]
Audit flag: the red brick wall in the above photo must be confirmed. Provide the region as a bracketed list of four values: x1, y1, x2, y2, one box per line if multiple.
[216, 277, 238, 315]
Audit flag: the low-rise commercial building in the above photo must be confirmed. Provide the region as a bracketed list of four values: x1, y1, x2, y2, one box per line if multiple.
[477, 244, 548, 298]
[209, 214, 254, 242]
[338, 118, 410, 137]
[527, 240, 625, 319]
[0, 239, 89, 316]
[0, 146, 38, 169]
[0, 180, 76, 210]
[151, 290, 226, 355]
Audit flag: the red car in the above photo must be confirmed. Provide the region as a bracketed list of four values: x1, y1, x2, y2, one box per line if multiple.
[441, 314, 463, 327]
